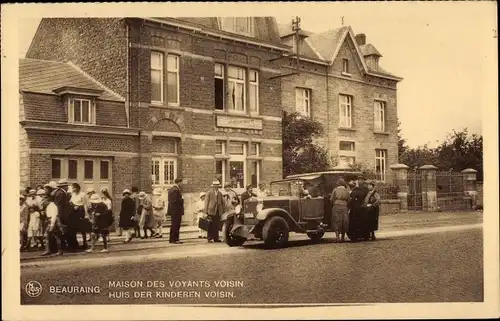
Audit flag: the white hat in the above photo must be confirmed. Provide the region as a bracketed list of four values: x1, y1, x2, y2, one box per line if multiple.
[86, 187, 95, 194]
[28, 189, 36, 195]
[211, 180, 221, 187]
[19, 194, 26, 200]
[36, 189, 46, 196]
[57, 179, 68, 186]
[199, 192, 206, 198]
[152, 188, 162, 196]
[100, 187, 108, 193]
[44, 181, 58, 189]
[89, 194, 102, 204]
[122, 188, 132, 196]
[138, 191, 147, 200]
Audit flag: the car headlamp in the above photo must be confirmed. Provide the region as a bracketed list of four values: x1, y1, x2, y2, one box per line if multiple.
[234, 205, 242, 214]
[256, 203, 264, 212]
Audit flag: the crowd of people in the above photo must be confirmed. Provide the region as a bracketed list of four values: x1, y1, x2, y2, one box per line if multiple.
[330, 177, 381, 242]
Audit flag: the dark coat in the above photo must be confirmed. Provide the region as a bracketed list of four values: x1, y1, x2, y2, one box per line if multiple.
[119, 197, 136, 228]
[52, 188, 71, 225]
[240, 190, 257, 207]
[91, 202, 113, 230]
[204, 189, 225, 217]
[167, 185, 184, 217]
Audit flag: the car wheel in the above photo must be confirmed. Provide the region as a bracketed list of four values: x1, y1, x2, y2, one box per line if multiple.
[222, 220, 246, 247]
[307, 231, 325, 243]
[262, 216, 289, 249]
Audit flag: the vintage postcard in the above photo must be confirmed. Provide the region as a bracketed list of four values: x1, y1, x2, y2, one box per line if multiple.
[2, 1, 499, 320]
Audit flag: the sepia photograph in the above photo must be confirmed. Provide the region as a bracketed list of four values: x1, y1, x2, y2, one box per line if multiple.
[2, 1, 499, 320]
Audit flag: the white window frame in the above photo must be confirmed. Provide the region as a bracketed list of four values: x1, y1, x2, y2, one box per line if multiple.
[375, 149, 387, 182]
[219, 17, 254, 36]
[338, 141, 356, 168]
[342, 59, 349, 74]
[68, 98, 95, 124]
[167, 54, 180, 106]
[150, 51, 164, 104]
[249, 142, 260, 187]
[295, 87, 311, 117]
[227, 66, 246, 113]
[214, 63, 225, 110]
[374, 100, 386, 132]
[339, 94, 352, 128]
[151, 156, 178, 187]
[228, 142, 247, 188]
[249, 69, 259, 115]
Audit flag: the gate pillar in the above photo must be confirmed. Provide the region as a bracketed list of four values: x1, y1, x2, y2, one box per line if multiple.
[419, 165, 438, 211]
[461, 168, 478, 209]
[389, 164, 409, 212]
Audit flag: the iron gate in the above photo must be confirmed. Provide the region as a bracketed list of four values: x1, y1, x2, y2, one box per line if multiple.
[436, 171, 470, 211]
[407, 170, 426, 211]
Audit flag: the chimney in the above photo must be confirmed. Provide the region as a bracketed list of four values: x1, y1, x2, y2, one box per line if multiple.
[355, 33, 366, 46]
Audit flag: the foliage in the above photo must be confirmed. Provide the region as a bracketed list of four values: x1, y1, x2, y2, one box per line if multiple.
[282, 112, 331, 177]
[398, 126, 483, 181]
[346, 161, 377, 180]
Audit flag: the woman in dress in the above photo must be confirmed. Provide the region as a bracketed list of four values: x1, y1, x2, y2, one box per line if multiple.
[196, 192, 207, 239]
[70, 183, 88, 249]
[138, 192, 157, 239]
[119, 189, 136, 243]
[329, 179, 350, 242]
[25, 189, 44, 250]
[100, 188, 114, 242]
[152, 188, 165, 238]
[362, 180, 381, 241]
[85, 194, 113, 253]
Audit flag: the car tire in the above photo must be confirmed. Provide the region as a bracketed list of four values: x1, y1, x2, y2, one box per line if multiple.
[222, 220, 246, 247]
[307, 231, 325, 243]
[262, 216, 289, 249]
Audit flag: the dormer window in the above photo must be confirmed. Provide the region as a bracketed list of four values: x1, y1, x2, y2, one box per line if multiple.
[219, 17, 254, 36]
[366, 56, 380, 71]
[68, 97, 96, 124]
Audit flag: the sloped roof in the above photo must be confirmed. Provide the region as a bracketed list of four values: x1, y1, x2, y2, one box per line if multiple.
[19, 58, 123, 101]
[359, 43, 382, 57]
[307, 26, 349, 63]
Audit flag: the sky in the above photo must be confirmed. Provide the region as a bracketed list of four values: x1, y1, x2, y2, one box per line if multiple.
[15, 2, 496, 148]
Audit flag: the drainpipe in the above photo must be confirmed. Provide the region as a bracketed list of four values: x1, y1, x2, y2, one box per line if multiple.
[126, 21, 131, 128]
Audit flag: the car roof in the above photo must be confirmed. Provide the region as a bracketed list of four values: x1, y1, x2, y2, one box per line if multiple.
[271, 170, 362, 184]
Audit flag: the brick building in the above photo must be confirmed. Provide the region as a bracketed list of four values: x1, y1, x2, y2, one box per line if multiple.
[21, 17, 288, 224]
[278, 24, 403, 182]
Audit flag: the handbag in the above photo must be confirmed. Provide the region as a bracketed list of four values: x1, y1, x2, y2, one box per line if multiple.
[198, 216, 210, 231]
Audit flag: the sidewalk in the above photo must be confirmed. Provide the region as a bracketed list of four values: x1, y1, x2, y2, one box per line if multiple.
[20, 211, 482, 261]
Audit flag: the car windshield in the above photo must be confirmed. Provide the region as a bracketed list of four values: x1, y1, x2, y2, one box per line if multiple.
[269, 180, 300, 196]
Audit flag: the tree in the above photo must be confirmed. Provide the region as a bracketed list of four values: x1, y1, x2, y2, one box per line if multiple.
[397, 119, 408, 161]
[282, 112, 331, 177]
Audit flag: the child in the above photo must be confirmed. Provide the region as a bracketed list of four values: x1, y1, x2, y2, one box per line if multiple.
[152, 188, 165, 238]
[85, 194, 113, 253]
[196, 192, 207, 239]
[26, 189, 44, 249]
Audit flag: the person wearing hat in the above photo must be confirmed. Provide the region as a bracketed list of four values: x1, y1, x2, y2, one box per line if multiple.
[69, 183, 89, 249]
[129, 186, 141, 239]
[24, 189, 44, 250]
[20, 193, 29, 251]
[167, 178, 184, 244]
[86, 194, 113, 253]
[152, 188, 166, 238]
[119, 189, 136, 243]
[362, 180, 381, 241]
[330, 179, 350, 242]
[40, 189, 63, 256]
[100, 187, 114, 242]
[138, 191, 158, 239]
[51, 179, 73, 251]
[204, 179, 224, 243]
[195, 192, 207, 239]
[223, 184, 240, 211]
[240, 184, 258, 209]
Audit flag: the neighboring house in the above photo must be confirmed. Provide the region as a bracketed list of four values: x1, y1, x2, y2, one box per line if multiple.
[278, 23, 403, 182]
[22, 17, 288, 224]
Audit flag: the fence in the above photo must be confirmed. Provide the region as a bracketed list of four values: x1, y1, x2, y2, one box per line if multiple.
[407, 170, 425, 211]
[435, 171, 470, 211]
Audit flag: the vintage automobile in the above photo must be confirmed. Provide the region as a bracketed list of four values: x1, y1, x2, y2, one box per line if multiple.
[219, 170, 361, 248]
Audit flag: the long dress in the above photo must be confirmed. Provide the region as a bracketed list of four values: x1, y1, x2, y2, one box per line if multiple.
[140, 197, 156, 229]
[119, 197, 136, 229]
[26, 197, 42, 238]
[329, 186, 350, 234]
[347, 186, 368, 234]
[152, 196, 166, 228]
[363, 190, 381, 231]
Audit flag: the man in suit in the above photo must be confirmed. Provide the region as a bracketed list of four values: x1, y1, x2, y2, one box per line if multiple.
[204, 180, 224, 243]
[167, 178, 184, 244]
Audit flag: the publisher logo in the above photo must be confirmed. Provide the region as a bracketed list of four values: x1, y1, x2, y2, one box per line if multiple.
[25, 281, 43, 298]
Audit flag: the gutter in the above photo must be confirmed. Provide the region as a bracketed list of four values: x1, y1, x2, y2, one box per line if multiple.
[142, 17, 290, 52]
